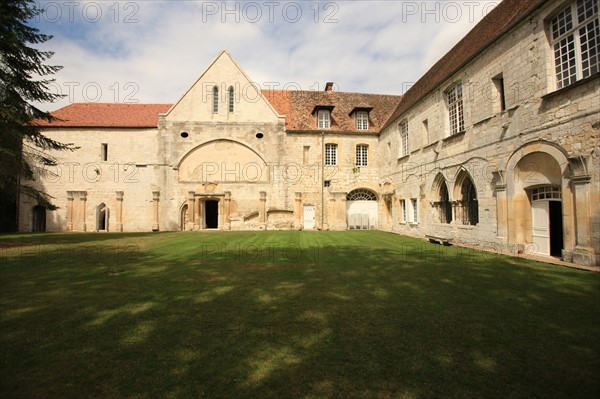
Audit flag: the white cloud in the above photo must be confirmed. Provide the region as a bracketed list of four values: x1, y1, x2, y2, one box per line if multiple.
[32, 1, 499, 110]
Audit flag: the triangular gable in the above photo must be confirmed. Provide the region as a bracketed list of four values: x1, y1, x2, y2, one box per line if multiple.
[164, 50, 283, 123]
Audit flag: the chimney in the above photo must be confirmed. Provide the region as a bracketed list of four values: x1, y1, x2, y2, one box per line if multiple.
[325, 82, 334, 92]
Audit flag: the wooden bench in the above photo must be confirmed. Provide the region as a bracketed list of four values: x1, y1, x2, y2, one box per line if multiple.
[426, 234, 454, 246]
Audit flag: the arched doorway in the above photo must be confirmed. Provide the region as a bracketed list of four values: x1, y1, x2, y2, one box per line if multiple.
[433, 173, 452, 224]
[346, 189, 378, 230]
[205, 200, 219, 229]
[454, 171, 478, 226]
[531, 186, 564, 257]
[512, 151, 564, 256]
[180, 204, 188, 231]
[32, 206, 46, 232]
[96, 203, 109, 231]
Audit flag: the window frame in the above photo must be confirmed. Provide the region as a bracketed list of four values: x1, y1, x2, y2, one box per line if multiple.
[228, 86, 234, 113]
[325, 143, 337, 166]
[317, 109, 331, 129]
[446, 83, 465, 135]
[213, 86, 219, 114]
[399, 121, 409, 157]
[410, 198, 418, 224]
[550, 0, 599, 89]
[400, 199, 407, 223]
[355, 111, 369, 130]
[355, 144, 368, 167]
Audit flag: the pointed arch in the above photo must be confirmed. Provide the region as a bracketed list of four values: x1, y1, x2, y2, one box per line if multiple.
[432, 173, 452, 224]
[454, 170, 478, 226]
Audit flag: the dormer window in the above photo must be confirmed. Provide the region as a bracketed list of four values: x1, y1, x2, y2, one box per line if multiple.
[356, 111, 369, 130]
[350, 107, 373, 131]
[317, 109, 331, 129]
[313, 105, 334, 129]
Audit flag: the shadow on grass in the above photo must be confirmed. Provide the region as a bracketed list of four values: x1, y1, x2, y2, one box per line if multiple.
[0, 231, 168, 247]
[1, 231, 599, 398]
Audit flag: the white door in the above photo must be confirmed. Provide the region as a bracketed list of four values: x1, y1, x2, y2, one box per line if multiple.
[303, 205, 315, 230]
[347, 201, 378, 229]
[531, 201, 550, 256]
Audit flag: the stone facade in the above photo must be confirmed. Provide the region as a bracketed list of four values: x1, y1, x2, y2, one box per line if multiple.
[20, 0, 599, 266]
[378, 0, 599, 266]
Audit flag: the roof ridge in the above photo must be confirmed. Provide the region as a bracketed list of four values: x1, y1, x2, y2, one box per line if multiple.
[261, 89, 402, 97]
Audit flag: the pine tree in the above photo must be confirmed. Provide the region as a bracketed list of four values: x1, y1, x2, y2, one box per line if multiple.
[0, 0, 76, 231]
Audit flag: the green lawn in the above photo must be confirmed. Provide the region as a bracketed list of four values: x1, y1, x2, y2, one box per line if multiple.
[1, 231, 598, 399]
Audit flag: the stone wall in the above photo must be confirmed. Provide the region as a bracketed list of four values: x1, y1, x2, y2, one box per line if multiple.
[379, 0, 599, 265]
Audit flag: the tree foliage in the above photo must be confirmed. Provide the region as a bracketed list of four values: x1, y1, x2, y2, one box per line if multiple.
[0, 0, 76, 230]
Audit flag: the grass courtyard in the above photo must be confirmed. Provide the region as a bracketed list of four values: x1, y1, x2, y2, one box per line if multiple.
[0, 231, 599, 398]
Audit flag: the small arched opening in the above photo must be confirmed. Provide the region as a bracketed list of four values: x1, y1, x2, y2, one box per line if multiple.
[96, 203, 109, 232]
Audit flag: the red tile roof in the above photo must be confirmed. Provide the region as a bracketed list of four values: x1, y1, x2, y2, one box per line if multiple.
[32, 103, 173, 128]
[385, 0, 546, 128]
[37, 91, 400, 133]
[261, 90, 292, 129]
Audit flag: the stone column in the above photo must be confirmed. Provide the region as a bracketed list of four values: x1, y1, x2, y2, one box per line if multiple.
[66, 191, 74, 231]
[571, 175, 595, 265]
[187, 192, 195, 231]
[495, 184, 507, 239]
[152, 191, 160, 231]
[259, 191, 267, 227]
[115, 191, 124, 232]
[79, 191, 87, 231]
[294, 192, 302, 230]
[197, 198, 204, 230]
[224, 191, 231, 230]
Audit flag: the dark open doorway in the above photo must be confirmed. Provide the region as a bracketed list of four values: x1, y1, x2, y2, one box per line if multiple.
[549, 201, 564, 257]
[205, 200, 218, 229]
[32, 206, 46, 232]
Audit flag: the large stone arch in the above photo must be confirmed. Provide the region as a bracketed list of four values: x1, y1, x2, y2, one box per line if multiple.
[504, 140, 574, 256]
[178, 139, 268, 183]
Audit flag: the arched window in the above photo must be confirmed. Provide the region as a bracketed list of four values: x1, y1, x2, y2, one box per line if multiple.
[213, 86, 219, 113]
[228, 86, 234, 113]
[96, 203, 109, 231]
[346, 189, 377, 201]
[435, 181, 453, 223]
[457, 176, 478, 225]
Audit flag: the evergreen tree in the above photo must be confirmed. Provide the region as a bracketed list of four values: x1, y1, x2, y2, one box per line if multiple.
[0, 0, 75, 231]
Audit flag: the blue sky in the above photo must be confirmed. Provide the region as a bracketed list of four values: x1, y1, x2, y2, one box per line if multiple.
[31, 0, 501, 110]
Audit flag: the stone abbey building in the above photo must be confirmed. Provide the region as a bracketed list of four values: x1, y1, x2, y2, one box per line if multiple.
[23, 0, 600, 266]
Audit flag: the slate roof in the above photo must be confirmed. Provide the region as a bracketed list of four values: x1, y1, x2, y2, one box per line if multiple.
[384, 0, 547, 128]
[32, 103, 173, 128]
